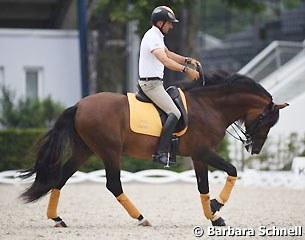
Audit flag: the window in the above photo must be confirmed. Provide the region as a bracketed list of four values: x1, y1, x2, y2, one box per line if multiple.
[25, 68, 43, 100]
[0, 67, 4, 99]
[0, 66, 4, 87]
[26, 70, 38, 99]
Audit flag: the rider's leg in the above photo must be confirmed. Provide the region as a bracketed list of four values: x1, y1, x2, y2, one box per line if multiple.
[138, 80, 181, 164]
[153, 113, 179, 163]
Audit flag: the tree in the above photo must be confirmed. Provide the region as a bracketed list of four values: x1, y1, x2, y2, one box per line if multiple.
[92, 1, 195, 92]
[94, 0, 193, 36]
[91, 0, 275, 93]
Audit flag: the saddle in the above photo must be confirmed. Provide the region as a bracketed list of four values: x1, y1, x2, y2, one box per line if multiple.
[127, 85, 188, 166]
[135, 84, 188, 134]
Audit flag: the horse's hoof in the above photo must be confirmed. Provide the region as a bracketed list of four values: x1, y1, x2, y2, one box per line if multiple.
[211, 217, 226, 226]
[210, 199, 224, 213]
[138, 219, 152, 227]
[54, 221, 67, 227]
[52, 217, 67, 227]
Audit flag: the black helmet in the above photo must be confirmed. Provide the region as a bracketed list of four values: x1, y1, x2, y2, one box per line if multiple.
[151, 6, 179, 24]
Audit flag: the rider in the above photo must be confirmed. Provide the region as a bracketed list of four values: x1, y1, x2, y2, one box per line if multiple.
[138, 6, 200, 165]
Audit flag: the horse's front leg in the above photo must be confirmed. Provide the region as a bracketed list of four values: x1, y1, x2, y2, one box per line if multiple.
[205, 152, 237, 217]
[192, 159, 226, 226]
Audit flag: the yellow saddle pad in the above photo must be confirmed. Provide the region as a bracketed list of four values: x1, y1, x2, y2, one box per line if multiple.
[127, 89, 188, 137]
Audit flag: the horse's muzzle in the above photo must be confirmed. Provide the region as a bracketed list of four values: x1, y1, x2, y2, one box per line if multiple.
[251, 147, 261, 155]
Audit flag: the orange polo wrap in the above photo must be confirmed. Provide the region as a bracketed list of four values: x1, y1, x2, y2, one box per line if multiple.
[200, 194, 214, 220]
[218, 176, 237, 204]
[116, 193, 141, 219]
[47, 189, 60, 219]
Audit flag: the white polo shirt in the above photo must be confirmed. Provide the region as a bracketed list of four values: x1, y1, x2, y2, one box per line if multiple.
[139, 26, 165, 79]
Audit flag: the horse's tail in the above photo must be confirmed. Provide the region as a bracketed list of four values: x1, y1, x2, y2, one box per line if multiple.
[20, 105, 78, 203]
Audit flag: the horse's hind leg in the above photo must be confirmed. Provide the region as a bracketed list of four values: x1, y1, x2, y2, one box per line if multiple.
[46, 144, 92, 227]
[101, 151, 151, 227]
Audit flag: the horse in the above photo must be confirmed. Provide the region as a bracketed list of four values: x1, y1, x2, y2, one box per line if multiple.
[20, 68, 288, 227]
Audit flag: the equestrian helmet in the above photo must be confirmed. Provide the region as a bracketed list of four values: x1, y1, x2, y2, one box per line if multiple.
[151, 6, 179, 24]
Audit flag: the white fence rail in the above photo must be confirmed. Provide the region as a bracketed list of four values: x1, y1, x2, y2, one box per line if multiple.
[1, 169, 304, 190]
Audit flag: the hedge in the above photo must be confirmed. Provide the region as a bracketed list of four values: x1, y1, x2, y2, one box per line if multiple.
[0, 128, 190, 172]
[0, 128, 230, 173]
[0, 128, 44, 171]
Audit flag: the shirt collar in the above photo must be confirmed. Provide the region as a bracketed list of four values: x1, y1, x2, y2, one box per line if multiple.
[152, 25, 164, 38]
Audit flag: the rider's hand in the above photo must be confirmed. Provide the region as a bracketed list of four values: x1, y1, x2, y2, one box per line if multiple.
[185, 67, 199, 80]
[186, 57, 201, 67]
[189, 58, 201, 66]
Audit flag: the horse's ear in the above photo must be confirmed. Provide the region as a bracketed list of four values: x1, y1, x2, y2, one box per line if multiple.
[276, 103, 289, 110]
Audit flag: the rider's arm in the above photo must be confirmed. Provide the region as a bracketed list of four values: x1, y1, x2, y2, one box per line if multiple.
[153, 48, 184, 71]
[164, 47, 185, 64]
[152, 48, 199, 80]
[165, 47, 201, 66]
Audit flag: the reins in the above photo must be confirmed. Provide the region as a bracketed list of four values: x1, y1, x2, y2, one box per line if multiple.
[226, 122, 252, 147]
[226, 102, 273, 150]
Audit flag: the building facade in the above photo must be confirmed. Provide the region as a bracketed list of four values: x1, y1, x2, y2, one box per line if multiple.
[0, 29, 81, 107]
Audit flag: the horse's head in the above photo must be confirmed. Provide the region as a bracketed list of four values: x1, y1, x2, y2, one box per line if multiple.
[244, 102, 289, 154]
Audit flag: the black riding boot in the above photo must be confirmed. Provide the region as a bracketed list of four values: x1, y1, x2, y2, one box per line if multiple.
[153, 113, 179, 165]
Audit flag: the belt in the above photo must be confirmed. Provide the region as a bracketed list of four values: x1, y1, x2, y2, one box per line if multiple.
[139, 77, 162, 81]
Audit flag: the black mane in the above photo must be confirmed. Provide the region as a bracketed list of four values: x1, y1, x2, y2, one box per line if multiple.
[175, 70, 272, 100]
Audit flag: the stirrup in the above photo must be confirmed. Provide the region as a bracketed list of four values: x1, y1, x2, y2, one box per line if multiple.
[168, 157, 178, 167]
[153, 152, 168, 164]
[153, 152, 176, 168]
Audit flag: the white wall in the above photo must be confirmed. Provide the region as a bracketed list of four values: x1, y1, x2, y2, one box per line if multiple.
[259, 48, 305, 137]
[269, 92, 305, 136]
[0, 29, 81, 107]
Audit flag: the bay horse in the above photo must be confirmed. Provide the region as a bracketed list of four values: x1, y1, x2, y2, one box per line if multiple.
[20, 69, 288, 227]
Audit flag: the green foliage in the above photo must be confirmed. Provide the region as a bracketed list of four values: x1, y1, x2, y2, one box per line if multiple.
[282, 0, 305, 9]
[95, 0, 271, 25]
[198, 0, 305, 38]
[95, 0, 192, 36]
[0, 129, 189, 172]
[0, 128, 44, 171]
[121, 156, 187, 172]
[9, 128, 305, 173]
[223, 0, 266, 13]
[0, 86, 64, 128]
[94, 0, 272, 38]
[243, 132, 305, 171]
[0, 128, 230, 173]
[217, 137, 230, 160]
[301, 133, 305, 157]
[0, 128, 102, 172]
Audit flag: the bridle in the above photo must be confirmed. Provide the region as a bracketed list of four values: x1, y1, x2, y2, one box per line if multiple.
[226, 102, 274, 151]
[226, 123, 252, 148]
